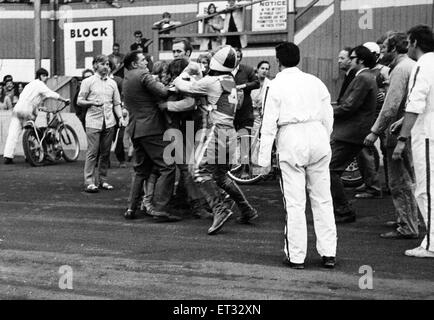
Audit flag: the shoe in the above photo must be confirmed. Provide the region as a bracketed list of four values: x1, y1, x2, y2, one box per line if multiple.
[153, 215, 182, 223]
[99, 182, 114, 190]
[3, 157, 13, 165]
[384, 221, 399, 228]
[283, 258, 305, 270]
[191, 200, 213, 219]
[355, 183, 367, 192]
[355, 191, 382, 199]
[208, 207, 233, 235]
[380, 230, 419, 239]
[84, 184, 99, 193]
[405, 246, 434, 258]
[322, 256, 336, 269]
[192, 207, 214, 219]
[237, 208, 259, 224]
[124, 209, 136, 220]
[335, 213, 356, 224]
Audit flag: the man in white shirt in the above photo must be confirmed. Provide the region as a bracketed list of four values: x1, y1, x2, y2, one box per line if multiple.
[392, 25, 434, 258]
[258, 42, 337, 269]
[3, 68, 69, 164]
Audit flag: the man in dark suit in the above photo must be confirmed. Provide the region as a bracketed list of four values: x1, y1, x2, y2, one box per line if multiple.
[122, 50, 180, 222]
[232, 48, 260, 178]
[337, 47, 356, 104]
[330, 45, 378, 223]
[233, 47, 260, 131]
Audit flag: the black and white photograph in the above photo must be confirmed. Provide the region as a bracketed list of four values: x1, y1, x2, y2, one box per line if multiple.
[0, 0, 433, 307]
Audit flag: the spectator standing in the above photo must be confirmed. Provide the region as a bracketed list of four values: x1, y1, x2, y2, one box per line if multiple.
[337, 47, 356, 105]
[0, 85, 13, 110]
[108, 43, 125, 71]
[233, 47, 260, 178]
[3, 75, 18, 107]
[130, 30, 151, 54]
[122, 50, 180, 222]
[153, 12, 182, 51]
[330, 46, 378, 223]
[364, 32, 419, 239]
[3, 68, 69, 164]
[351, 42, 386, 199]
[222, 0, 248, 49]
[233, 48, 260, 131]
[392, 25, 434, 258]
[257, 42, 336, 269]
[198, 3, 224, 51]
[77, 55, 124, 193]
[250, 60, 271, 134]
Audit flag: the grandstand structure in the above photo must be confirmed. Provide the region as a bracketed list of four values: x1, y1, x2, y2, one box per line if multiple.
[0, 0, 433, 99]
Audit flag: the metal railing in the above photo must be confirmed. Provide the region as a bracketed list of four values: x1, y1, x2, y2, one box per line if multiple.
[150, 0, 324, 60]
[151, 0, 281, 59]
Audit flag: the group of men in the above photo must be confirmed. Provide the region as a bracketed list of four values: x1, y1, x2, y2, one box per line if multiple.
[332, 25, 434, 258]
[257, 24, 434, 271]
[3, 23, 433, 271]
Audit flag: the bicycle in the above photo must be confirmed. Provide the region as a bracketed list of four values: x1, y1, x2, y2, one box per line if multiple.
[228, 121, 379, 187]
[227, 124, 279, 185]
[22, 99, 80, 166]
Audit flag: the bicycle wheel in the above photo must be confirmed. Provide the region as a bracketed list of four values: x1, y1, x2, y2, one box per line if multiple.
[58, 124, 80, 162]
[227, 134, 265, 185]
[22, 129, 45, 167]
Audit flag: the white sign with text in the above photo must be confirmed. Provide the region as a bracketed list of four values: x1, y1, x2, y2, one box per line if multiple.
[63, 20, 114, 77]
[252, 0, 289, 31]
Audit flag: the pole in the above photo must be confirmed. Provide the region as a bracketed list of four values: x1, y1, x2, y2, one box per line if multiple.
[34, 0, 42, 71]
[50, 0, 58, 76]
[287, 0, 296, 42]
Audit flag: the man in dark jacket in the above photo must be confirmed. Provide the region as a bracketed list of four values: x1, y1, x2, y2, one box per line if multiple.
[233, 47, 260, 131]
[122, 50, 180, 222]
[330, 45, 378, 223]
[233, 48, 260, 178]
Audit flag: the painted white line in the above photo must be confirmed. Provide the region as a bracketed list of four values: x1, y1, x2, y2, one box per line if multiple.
[295, 3, 334, 45]
[341, 0, 432, 11]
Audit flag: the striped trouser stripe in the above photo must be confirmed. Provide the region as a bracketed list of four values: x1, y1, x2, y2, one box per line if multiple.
[426, 139, 431, 250]
[276, 154, 290, 259]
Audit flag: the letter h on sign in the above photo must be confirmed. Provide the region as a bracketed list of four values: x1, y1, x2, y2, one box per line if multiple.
[75, 40, 103, 69]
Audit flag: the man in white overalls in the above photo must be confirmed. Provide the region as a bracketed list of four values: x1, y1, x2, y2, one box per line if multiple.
[258, 42, 337, 269]
[392, 25, 434, 258]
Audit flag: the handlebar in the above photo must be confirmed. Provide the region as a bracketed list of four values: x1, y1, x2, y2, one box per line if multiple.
[38, 99, 70, 114]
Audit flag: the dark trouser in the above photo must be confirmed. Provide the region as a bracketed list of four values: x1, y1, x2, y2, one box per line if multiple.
[387, 145, 419, 236]
[84, 126, 115, 186]
[128, 135, 175, 212]
[357, 146, 381, 193]
[178, 164, 204, 202]
[330, 140, 364, 215]
[114, 126, 126, 163]
[195, 127, 253, 215]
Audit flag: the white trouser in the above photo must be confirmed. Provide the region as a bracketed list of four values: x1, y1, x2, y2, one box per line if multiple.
[412, 136, 434, 252]
[3, 115, 23, 159]
[277, 122, 337, 264]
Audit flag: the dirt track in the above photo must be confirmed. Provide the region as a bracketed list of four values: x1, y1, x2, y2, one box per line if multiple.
[0, 158, 433, 300]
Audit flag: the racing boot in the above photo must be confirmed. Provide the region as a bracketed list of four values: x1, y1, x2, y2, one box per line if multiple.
[191, 199, 213, 219]
[219, 177, 258, 224]
[200, 179, 233, 235]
